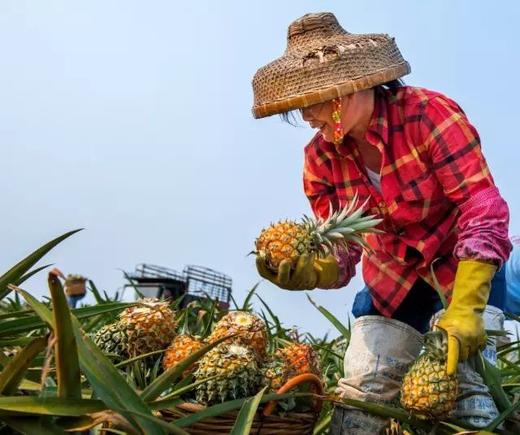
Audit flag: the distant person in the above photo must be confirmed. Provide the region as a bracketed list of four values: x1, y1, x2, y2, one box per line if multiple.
[251, 12, 511, 432]
[505, 237, 520, 315]
[50, 268, 87, 308]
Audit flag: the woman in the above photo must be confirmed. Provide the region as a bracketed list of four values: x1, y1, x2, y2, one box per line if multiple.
[252, 12, 511, 433]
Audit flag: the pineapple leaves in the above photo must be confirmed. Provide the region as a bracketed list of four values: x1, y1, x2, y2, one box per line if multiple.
[256, 294, 283, 335]
[230, 386, 267, 435]
[121, 270, 145, 299]
[87, 279, 105, 304]
[241, 282, 260, 311]
[0, 396, 106, 415]
[484, 397, 520, 432]
[306, 294, 350, 341]
[201, 298, 218, 338]
[151, 375, 220, 409]
[0, 336, 47, 395]
[48, 273, 82, 400]
[0, 416, 68, 434]
[17, 264, 54, 287]
[475, 352, 511, 413]
[339, 397, 460, 432]
[15, 286, 166, 434]
[0, 229, 81, 300]
[0, 299, 131, 337]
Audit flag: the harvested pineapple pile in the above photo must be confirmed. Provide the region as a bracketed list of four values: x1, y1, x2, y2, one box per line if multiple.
[93, 299, 322, 408]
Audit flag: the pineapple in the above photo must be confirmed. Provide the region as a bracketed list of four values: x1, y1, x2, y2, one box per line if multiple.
[400, 331, 458, 419]
[260, 355, 289, 392]
[255, 196, 381, 271]
[275, 343, 320, 378]
[194, 343, 259, 405]
[93, 321, 130, 361]
[163, 334, 204, 376]
[208, 311, 268, 360]
[119, 298, 177, 356]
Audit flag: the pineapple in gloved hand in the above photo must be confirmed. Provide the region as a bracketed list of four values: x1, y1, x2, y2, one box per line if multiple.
[255, 195, 381, 290]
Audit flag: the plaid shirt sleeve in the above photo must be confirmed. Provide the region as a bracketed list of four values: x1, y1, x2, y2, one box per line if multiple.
[303, 136, 361, 287]
[420, 95, 511, 267]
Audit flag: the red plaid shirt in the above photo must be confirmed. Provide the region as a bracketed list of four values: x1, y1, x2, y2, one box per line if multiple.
[303, 86, 511, 317]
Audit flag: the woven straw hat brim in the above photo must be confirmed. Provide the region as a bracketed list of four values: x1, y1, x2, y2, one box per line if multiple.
[252, 13, 410, 119]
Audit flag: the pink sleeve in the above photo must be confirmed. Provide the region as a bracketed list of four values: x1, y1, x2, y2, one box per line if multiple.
[454, 186, 512, 268]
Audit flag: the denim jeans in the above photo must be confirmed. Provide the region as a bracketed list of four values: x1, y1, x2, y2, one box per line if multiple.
[67, 294, 84, 309]
[352, 270, 506, 334]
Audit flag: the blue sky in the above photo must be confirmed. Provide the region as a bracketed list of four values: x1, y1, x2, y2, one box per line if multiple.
[2, 1, 519, 337]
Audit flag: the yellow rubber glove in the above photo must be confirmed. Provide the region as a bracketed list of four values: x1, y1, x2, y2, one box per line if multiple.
[436, 259, 496, 375]
[256, 253, 340, 290]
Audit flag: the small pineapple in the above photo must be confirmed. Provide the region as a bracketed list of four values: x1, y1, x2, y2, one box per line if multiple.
[400, 331, 458, 419]
[276, 343, 320, 378]
[194, 343, 259, 405]
[93, 322, 129, 360]
[163, 334, 204, 376]
[260, 355, 289, 392]
[119, 298, 177, 356]
[255, 196, 381, 271]
[208, 311, 267, 360]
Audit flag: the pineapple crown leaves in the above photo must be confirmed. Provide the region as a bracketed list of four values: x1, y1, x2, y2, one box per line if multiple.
[303, 193, 383, 256]
[423, 331, 449, 362]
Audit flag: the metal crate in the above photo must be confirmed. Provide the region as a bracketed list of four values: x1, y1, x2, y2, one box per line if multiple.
[125, 263, 232, 309]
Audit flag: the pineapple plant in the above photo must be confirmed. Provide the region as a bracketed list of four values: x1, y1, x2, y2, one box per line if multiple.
[255, 195, 381, 271]
[194, 343, 259, 405]
[163, 334, 204, 376]
[276, 342, 321, 378]
[400, 331, 458, 419]
[93, 321, 130, 361]
[118, 298, 177, 356]
[208, 311, 268, 360]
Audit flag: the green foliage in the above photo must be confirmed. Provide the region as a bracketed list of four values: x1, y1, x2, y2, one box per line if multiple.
[1, 231, 520, 434]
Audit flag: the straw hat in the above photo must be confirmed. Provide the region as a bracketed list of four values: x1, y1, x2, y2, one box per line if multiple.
[252, 12, 410, 118]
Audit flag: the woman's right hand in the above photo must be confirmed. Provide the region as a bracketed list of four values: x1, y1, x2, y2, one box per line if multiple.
[256, 253, 339, 290]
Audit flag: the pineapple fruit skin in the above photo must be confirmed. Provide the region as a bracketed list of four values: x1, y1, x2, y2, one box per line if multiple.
[256, 220, 312, 271]
[163, 334, 204, 375]
[194, 343, 259, 405]
[208, 311, 268, 360]
[400, 333, 458, 419]
[276, 343, 321, 378]
[119, 298, 177, 356]
[93, 322, 130, 360]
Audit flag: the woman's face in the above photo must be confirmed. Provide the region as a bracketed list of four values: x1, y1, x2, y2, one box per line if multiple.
[301, 93, 365, 143]
[301, 100, 337, 143]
